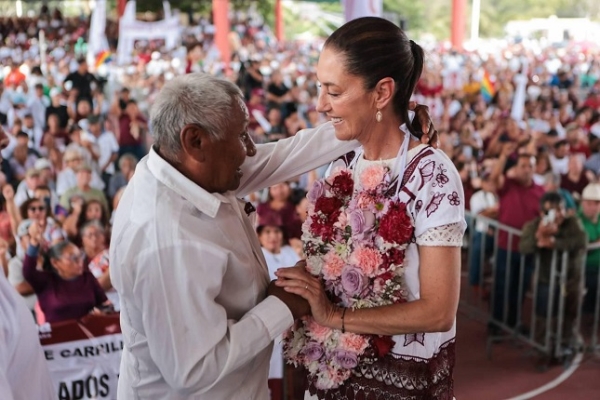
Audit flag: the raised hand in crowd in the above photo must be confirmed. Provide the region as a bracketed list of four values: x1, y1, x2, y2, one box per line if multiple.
[28, 220, 43, 247]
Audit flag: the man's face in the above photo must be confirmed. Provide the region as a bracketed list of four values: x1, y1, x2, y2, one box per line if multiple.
[202, 98, 255, 193]
[582, 199, 600, 220]
[515, 156, 534, 185]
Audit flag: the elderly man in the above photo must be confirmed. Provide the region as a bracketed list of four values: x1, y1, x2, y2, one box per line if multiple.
[110, 73, 435, 399]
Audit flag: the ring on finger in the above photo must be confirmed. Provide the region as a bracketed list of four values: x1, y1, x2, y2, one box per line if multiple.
[304, 284, 308, 290]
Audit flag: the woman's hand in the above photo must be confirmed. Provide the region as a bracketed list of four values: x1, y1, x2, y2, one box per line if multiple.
[409, 102, 439, 148]
[28, 221, 43, 247]
[2, 184, 14, 201]
[275, 266, 339, 328]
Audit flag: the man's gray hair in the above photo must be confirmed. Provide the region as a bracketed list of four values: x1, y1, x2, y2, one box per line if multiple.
[150, 73, 243, 161]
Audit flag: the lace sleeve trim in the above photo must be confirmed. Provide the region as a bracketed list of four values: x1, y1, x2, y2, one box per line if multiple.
[416, 222, 464, 247]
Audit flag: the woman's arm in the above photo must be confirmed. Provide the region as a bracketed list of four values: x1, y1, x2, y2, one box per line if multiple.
[22, 245, 49, 293]
[275, 245, 461, 335]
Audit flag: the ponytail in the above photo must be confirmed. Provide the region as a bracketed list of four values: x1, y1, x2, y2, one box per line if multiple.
[401, 39, 425, 138]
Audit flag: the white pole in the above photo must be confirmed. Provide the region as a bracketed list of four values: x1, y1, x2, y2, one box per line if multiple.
[39, 29, 47, 75]
[16, 0, 22, 17]
[470, 0, 481, 42]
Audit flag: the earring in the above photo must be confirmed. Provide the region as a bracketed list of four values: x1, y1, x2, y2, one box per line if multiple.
[375, 109, 383, 122]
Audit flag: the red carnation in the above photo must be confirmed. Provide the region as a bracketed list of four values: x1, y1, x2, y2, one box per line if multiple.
[331, 171, 354, 197]
[372, 335, 395, 358]
[311, 218, 336, 241]
[314, 196, 343, 218]
[382, 248, 405, 268]
[378, 202, 413, 244]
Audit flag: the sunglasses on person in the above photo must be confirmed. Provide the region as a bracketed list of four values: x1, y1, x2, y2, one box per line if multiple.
[28, 205, 46, 212]
[62, 253, 83, 263]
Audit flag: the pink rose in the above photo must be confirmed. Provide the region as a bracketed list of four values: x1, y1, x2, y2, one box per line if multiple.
[322, 252, 345, 280]
[359, 165, 386, 190]
[349, 246, 382, 277]
[307, 180, 326, 203]
[338, 332, 369, 353]
[307, 318, 333, 342]
[333, 211, 348, 230]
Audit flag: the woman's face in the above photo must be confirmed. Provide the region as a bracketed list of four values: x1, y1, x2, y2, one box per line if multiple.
[269, 182, 290, 202]
[86, 202, 102, 221]
[52, 244, 84, 279]
[82, 225, 105, 252]
[27, 200, 47, 222]
[316, 47, 375, 142]
[259, 226, 283, 253]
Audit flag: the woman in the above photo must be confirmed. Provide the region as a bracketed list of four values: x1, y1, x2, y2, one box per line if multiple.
[257, 181, 303, 242]
[274, 17, 465, 399]
[18, 197, 65, 253]
[22, 220, 110, 323]
[63, 198, 110, 241]
[257, 214, 300, 400]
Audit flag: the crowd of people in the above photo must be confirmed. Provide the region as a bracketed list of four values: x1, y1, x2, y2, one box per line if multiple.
[1, 3, 600, 399]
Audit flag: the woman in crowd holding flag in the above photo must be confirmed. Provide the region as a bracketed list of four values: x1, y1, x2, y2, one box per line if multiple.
[274, 17, 466, 400]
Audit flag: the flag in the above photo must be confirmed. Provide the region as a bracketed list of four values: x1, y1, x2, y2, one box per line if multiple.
[95, 50, 112, 68]
[343, 0, 382, 22]
[481, 71, 495, 103]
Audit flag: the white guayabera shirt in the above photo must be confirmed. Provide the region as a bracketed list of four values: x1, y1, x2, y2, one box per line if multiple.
[110, 123, 358, 400]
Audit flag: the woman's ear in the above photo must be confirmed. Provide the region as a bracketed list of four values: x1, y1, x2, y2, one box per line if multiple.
[374, 77, 396, 110]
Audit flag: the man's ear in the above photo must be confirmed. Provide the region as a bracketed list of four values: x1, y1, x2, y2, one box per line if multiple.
[180, 124, 209, 162]
[374, 77, 395, 110]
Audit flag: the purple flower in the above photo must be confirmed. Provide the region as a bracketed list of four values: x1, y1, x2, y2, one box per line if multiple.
[303, 342, 325, 362]
[340, 266, 367, 297]
[348, 209, 366, 235]
[333, 350, 358, 369]
[307, 180, 326, 203]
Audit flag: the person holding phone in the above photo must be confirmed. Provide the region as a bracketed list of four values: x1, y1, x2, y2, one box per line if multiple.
[519, 192, 586, 367]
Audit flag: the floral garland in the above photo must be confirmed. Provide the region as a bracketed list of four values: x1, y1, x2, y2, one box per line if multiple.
[283, 163, 415, 390]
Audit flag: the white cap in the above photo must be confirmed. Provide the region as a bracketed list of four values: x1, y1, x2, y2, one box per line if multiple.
[34, 158, 52, 171]
[582, 183, 600, 201]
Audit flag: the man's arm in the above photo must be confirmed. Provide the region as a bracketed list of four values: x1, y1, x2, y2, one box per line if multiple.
[132, 243, 294, 394]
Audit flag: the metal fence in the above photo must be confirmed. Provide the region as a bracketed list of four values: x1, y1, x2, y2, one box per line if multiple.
[462, 211, 600, 365]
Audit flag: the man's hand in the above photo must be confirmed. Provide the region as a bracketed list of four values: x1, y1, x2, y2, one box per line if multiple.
[267, 280, 310, 320]
[409, 102, 439, 148]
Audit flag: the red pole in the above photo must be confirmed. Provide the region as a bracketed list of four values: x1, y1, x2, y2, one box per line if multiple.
[117, 0, 127, 18]
[451, 0, 466, 50]
[213, 0, 231, 74]
[275, 0, 284, 42]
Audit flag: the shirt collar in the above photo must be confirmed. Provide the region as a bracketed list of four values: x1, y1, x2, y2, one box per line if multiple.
[146, 147, 229, 218]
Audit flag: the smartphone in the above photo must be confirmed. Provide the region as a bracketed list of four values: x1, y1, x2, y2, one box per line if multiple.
[543, 209, 556, 225]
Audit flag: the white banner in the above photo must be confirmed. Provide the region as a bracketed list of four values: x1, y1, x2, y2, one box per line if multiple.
[40, 315, 122, 400]
[343, 0, 383, 22]
[117, 0, 181, 65]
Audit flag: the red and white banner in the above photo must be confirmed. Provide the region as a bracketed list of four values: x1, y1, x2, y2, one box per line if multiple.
[343, 0, 383, 22]
[40, 314, 122, 400]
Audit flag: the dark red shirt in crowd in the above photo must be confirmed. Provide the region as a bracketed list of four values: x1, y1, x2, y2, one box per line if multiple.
[560, 173, 589, 197]
[22, 248, 107, 323]
[497, 178, 545, 251]
[118, 114, 146, 147]
[256, 201, 302, 241]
